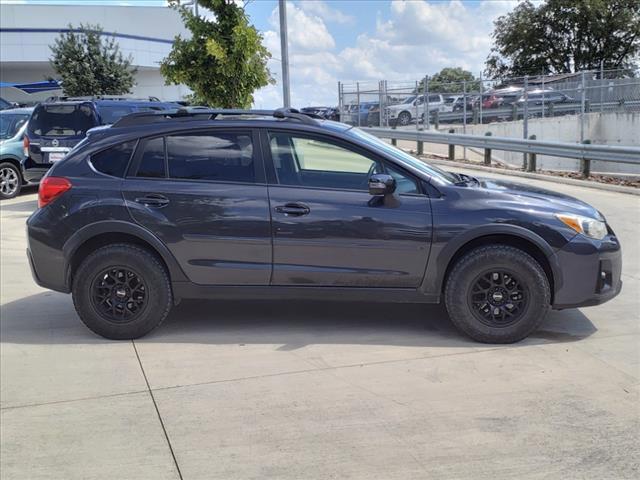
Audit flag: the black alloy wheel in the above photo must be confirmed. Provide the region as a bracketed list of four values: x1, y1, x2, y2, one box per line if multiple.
[91, 267, 148, 323]
[467, 270, 527, 328]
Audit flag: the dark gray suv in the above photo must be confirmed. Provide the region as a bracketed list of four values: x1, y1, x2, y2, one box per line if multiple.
[26, 109, 622, 343]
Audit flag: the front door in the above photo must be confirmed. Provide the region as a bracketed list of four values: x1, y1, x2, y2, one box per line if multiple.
[265, 130, 432, 288]
[122, 129, 272, 285]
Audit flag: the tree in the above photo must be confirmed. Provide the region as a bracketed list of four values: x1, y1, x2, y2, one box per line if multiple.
[50, 24, 136, 96]
[485, 0, 640, 80]
[161, 0, 273, 108]
[417, 67, 481, 94]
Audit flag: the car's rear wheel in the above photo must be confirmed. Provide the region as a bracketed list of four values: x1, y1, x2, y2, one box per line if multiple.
[72, 244, 173, 339]
[444, 245, 550, 343]
[0, 162, 22, 199]
[398, 111, 411, 126]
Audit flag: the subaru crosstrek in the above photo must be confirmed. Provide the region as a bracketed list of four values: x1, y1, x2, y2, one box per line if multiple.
[26, 108, 622, 343]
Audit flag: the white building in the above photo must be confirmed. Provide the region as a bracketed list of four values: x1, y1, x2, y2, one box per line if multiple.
[0, 3, 190, 104]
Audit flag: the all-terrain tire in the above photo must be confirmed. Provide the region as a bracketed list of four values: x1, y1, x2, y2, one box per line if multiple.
[444, 245, 550, 344]
[72, 243, 173, 340]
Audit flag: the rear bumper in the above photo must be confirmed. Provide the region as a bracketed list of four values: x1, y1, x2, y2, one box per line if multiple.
[21, 157, 50, 183]
[552, 232, 622, 309]
[27, 245, 69, 293]
[26, 221, 70, 293]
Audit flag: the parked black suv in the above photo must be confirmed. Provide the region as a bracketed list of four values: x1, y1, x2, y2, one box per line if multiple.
[26, 109, 622, 343]
[22, 97, 179, 183]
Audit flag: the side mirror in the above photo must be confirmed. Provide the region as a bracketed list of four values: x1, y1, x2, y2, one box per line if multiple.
[368, 173, 396, 196]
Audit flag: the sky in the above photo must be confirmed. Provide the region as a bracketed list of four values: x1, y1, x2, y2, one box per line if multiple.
[3, 0, 522, 107]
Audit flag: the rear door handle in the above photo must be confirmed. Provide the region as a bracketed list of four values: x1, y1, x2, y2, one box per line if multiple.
[274, 203, 310, 216]
[135, 194, 170, 208]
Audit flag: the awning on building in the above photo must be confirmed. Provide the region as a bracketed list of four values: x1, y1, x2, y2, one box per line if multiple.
[0, 80, 61, 93]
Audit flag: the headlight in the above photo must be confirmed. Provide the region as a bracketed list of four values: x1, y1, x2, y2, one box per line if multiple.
[555, 213, 607, 240]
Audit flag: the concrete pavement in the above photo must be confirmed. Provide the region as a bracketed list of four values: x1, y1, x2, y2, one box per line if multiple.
[1, 175, 638, 480]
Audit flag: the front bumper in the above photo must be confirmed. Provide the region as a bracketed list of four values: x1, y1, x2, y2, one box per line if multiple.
[552, 231, 622, 309]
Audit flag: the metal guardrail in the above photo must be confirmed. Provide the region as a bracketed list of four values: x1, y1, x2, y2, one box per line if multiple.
[362, 127, 640, 165]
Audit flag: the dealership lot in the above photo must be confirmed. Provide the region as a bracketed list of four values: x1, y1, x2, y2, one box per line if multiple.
[1, 171, 638, 479]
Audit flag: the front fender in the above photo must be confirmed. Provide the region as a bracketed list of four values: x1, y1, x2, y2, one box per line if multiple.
[421, 223, 563, 299]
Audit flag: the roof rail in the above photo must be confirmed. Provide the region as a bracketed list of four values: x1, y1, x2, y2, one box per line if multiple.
[111, 107, 320, 128]
[44, 95, 161, 103]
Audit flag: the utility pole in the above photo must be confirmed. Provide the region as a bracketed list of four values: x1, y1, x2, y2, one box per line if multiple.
[278, 0, 291, 108]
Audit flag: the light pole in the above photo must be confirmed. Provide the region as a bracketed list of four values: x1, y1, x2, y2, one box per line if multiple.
[278, 0, 291, 108]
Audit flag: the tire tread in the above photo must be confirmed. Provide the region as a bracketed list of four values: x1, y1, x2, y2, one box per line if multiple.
[444, 244, 550, 343]
[72, 243, 172, 339]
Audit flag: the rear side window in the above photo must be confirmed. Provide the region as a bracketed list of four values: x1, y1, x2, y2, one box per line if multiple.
[28, 103, 98, 137]
[137, 137, 166, 178]
[90, 141, 136, 178]
[166, 132, 254, 183]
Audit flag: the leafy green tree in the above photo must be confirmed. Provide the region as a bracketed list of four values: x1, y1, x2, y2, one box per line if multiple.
[161, 0, 273, 108]
[50, 24, 136, 96]
[485, 0, 640, 80]
[417, 67, 481, 94]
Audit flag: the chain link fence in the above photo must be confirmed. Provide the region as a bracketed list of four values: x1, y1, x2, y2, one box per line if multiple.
[338, 68, 640, 174]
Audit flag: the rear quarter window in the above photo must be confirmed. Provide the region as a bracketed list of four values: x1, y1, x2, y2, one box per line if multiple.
[97, 105, 136, 124]
[90, 141, 137, 178]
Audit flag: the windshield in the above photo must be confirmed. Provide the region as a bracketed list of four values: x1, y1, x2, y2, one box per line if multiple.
[347, 127, 458, 184]
[0, 113, 29, 140]
[28, 103, 98, 137]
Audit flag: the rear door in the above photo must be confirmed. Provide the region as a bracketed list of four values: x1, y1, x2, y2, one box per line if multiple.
[264, 130, 432, 288]
[122, 129, 272, 285]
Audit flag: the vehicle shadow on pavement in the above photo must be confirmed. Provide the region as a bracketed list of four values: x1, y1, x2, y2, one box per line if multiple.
[0, 292, 597, 348]
[0, 197, 38, 213]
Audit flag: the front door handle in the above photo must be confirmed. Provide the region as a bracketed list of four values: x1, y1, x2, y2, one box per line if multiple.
[274, 203, 310, 216]
[135, 194, 170, 208]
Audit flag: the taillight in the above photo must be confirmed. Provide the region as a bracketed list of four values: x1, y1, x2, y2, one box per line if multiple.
[23, 135, 30, 157]
[38, 177, 72, 208]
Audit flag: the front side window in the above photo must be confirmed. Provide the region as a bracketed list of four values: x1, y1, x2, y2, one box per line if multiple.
[90, 141, 136, 178]
[269, 133, 380, 190]
[167, 132, 254, 183]
[386, 164, 419, 194]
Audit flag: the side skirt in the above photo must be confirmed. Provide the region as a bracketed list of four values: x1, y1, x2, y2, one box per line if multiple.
[172, 282, 440, 304]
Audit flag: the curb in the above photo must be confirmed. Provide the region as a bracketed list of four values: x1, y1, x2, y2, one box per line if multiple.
[424, 156, 640, 197]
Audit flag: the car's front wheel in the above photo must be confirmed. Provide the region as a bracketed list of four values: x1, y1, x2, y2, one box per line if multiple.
[397, 111, 412, 126]
[72, 244, 173, 339]
[0, 162, 22, 200]
[444, 245, 550, 343]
